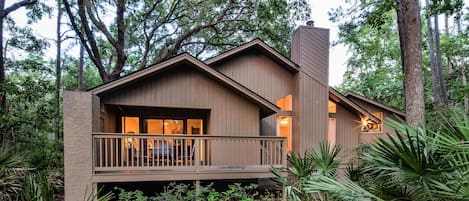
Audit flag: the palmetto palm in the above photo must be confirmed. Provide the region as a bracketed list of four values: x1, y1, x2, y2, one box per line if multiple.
[272, 142, 342, 201]
[362, 112, 469, 201]
[275, 109, 469, 201]
[0, 146, 26, 201]
[301, 110, 469, 201]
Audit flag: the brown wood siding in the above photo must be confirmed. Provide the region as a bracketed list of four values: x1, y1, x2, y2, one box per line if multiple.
[100, 66, 260, 137]
[347, 97, 399, 143]
[100, 104, 116, 133]
[291, 27, 329, 85]
[215, 52, 295, 104]
[335, 104, 361, 161]
[100, 66, 261, 165]
[298, 74, 328, 153]
[260, 117, 276, 136]
[214, 51, 295, 136]
[291, 26, 330, 153]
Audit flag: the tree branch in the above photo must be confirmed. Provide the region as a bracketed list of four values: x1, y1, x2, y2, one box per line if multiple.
[1, 0, 37, 19]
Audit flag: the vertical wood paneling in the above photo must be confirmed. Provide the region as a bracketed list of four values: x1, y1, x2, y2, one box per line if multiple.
[291, 26, 330, 154]
[335, 104, 361, 161]
[102, 66, 260, 137]
[346, 97, 399, 143]
[214, 52, 295, 136]
[297, 74, 328, 153]
[100, 66, 262, 164]
[292, 27, 329, 85]
[215, 52, 295, 105]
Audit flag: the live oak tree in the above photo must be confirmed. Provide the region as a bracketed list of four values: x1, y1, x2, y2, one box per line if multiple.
[330, 0, 425, 126]
[62, 0, 310, 82]
[0, 0, 38, 112]
[334, 11, 404, 110]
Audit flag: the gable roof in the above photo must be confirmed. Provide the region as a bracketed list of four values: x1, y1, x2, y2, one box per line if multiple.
[90, 53, 280, 116]
[344, 92, 406, 117]
[329, 88, 381, 124]
[205, 39, 299, 73]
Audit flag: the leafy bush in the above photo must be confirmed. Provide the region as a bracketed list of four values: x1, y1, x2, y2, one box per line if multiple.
[115, 182, 278, 201]
[21, 172, 54, 201]
[0, 146, 28, 201]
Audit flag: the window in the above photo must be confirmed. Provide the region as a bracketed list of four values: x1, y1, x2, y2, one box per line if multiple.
[276, 95, 292, 111]
[361, 112, 383, 133]
[122, 117, 139, 134]
[278, 116, 292, 153]
[328, 100, 336, 114]
[328, 101, 336, 146]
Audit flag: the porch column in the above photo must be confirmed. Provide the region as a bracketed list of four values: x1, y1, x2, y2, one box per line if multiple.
[64, 91, 95, 201]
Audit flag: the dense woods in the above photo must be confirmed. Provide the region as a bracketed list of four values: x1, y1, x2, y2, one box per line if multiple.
[0, 0, 468, 200]
[332, 0, 468, 124]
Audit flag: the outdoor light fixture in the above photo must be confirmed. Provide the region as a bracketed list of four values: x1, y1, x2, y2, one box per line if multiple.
[280, 117, 289, 125]
[361, 118, 374, 131]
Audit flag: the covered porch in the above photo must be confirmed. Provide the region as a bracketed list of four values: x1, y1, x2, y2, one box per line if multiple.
[92, 133, 287, 182]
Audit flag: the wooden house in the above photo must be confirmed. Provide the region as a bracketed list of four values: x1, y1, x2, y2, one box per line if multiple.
[63, 24, 404, 200]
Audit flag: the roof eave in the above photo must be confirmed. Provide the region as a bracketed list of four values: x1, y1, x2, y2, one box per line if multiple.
[91, 53, 279, 116]
[344, 92, 406, 117]
[329, 88, 381, 124]
[205, 39, 299, 73]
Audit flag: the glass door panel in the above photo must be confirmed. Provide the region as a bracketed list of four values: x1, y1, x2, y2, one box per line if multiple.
[121, 117, 140, 162]
[278, 116, 292, 153]
[164, 119, 184, 135]
[187, 119, 204, 162]
[143, 119, 163, 134]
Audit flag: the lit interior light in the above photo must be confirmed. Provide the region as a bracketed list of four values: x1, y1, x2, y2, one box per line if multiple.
[362, 119, 368, 126]
[280, 117, 289, 125]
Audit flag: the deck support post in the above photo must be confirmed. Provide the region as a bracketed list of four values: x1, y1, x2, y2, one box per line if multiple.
[195, 180, 201, 193]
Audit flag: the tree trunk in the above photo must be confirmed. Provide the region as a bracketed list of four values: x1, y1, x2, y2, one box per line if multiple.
[434, 15, 449, 106]
[457, 16, 468, 111]
[55, 0, 62, 143]
[78, 43, 84, 91]
[0, 0, 5, 146]
[425, 0, 440, 106]
[396, 0, 425, 127]
[462, 62, 468, 112]
[445, 13, 453, 75]
[0, 0, 5, 113]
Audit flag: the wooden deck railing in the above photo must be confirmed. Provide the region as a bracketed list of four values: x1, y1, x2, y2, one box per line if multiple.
[92, 133, 287, 173]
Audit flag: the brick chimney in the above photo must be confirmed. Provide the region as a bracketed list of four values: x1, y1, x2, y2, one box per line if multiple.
[291, 23, 330, 153]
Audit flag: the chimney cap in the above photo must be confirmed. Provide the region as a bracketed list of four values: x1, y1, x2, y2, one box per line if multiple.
[306, 20, 315, 27]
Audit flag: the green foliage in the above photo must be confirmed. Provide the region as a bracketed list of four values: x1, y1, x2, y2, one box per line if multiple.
[308, 142, 341, 177]
[272, 142, 342, 201]
[64, 0, 310, 81]
[85, 188, 114, 201]
[333, 9, 404, 109]
[21, 172, 54, 201]
[0, 146, 25, 201]
[61, 55, 103, 90]
[115, 182, 276, 201]
[1, 54, 63, 170]
[332, 1, 469, 112]
[290, 108, 469, 201]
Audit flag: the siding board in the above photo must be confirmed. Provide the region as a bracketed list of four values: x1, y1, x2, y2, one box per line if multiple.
[214, 51, 295, 136]
[101, 66, 260, 137]
[335, 104, 361, 161]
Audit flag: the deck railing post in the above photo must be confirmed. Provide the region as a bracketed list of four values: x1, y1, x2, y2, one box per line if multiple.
[282, 138, 287, 167]
[194, 138, 200, 170]
[92, 134, 288, 173]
